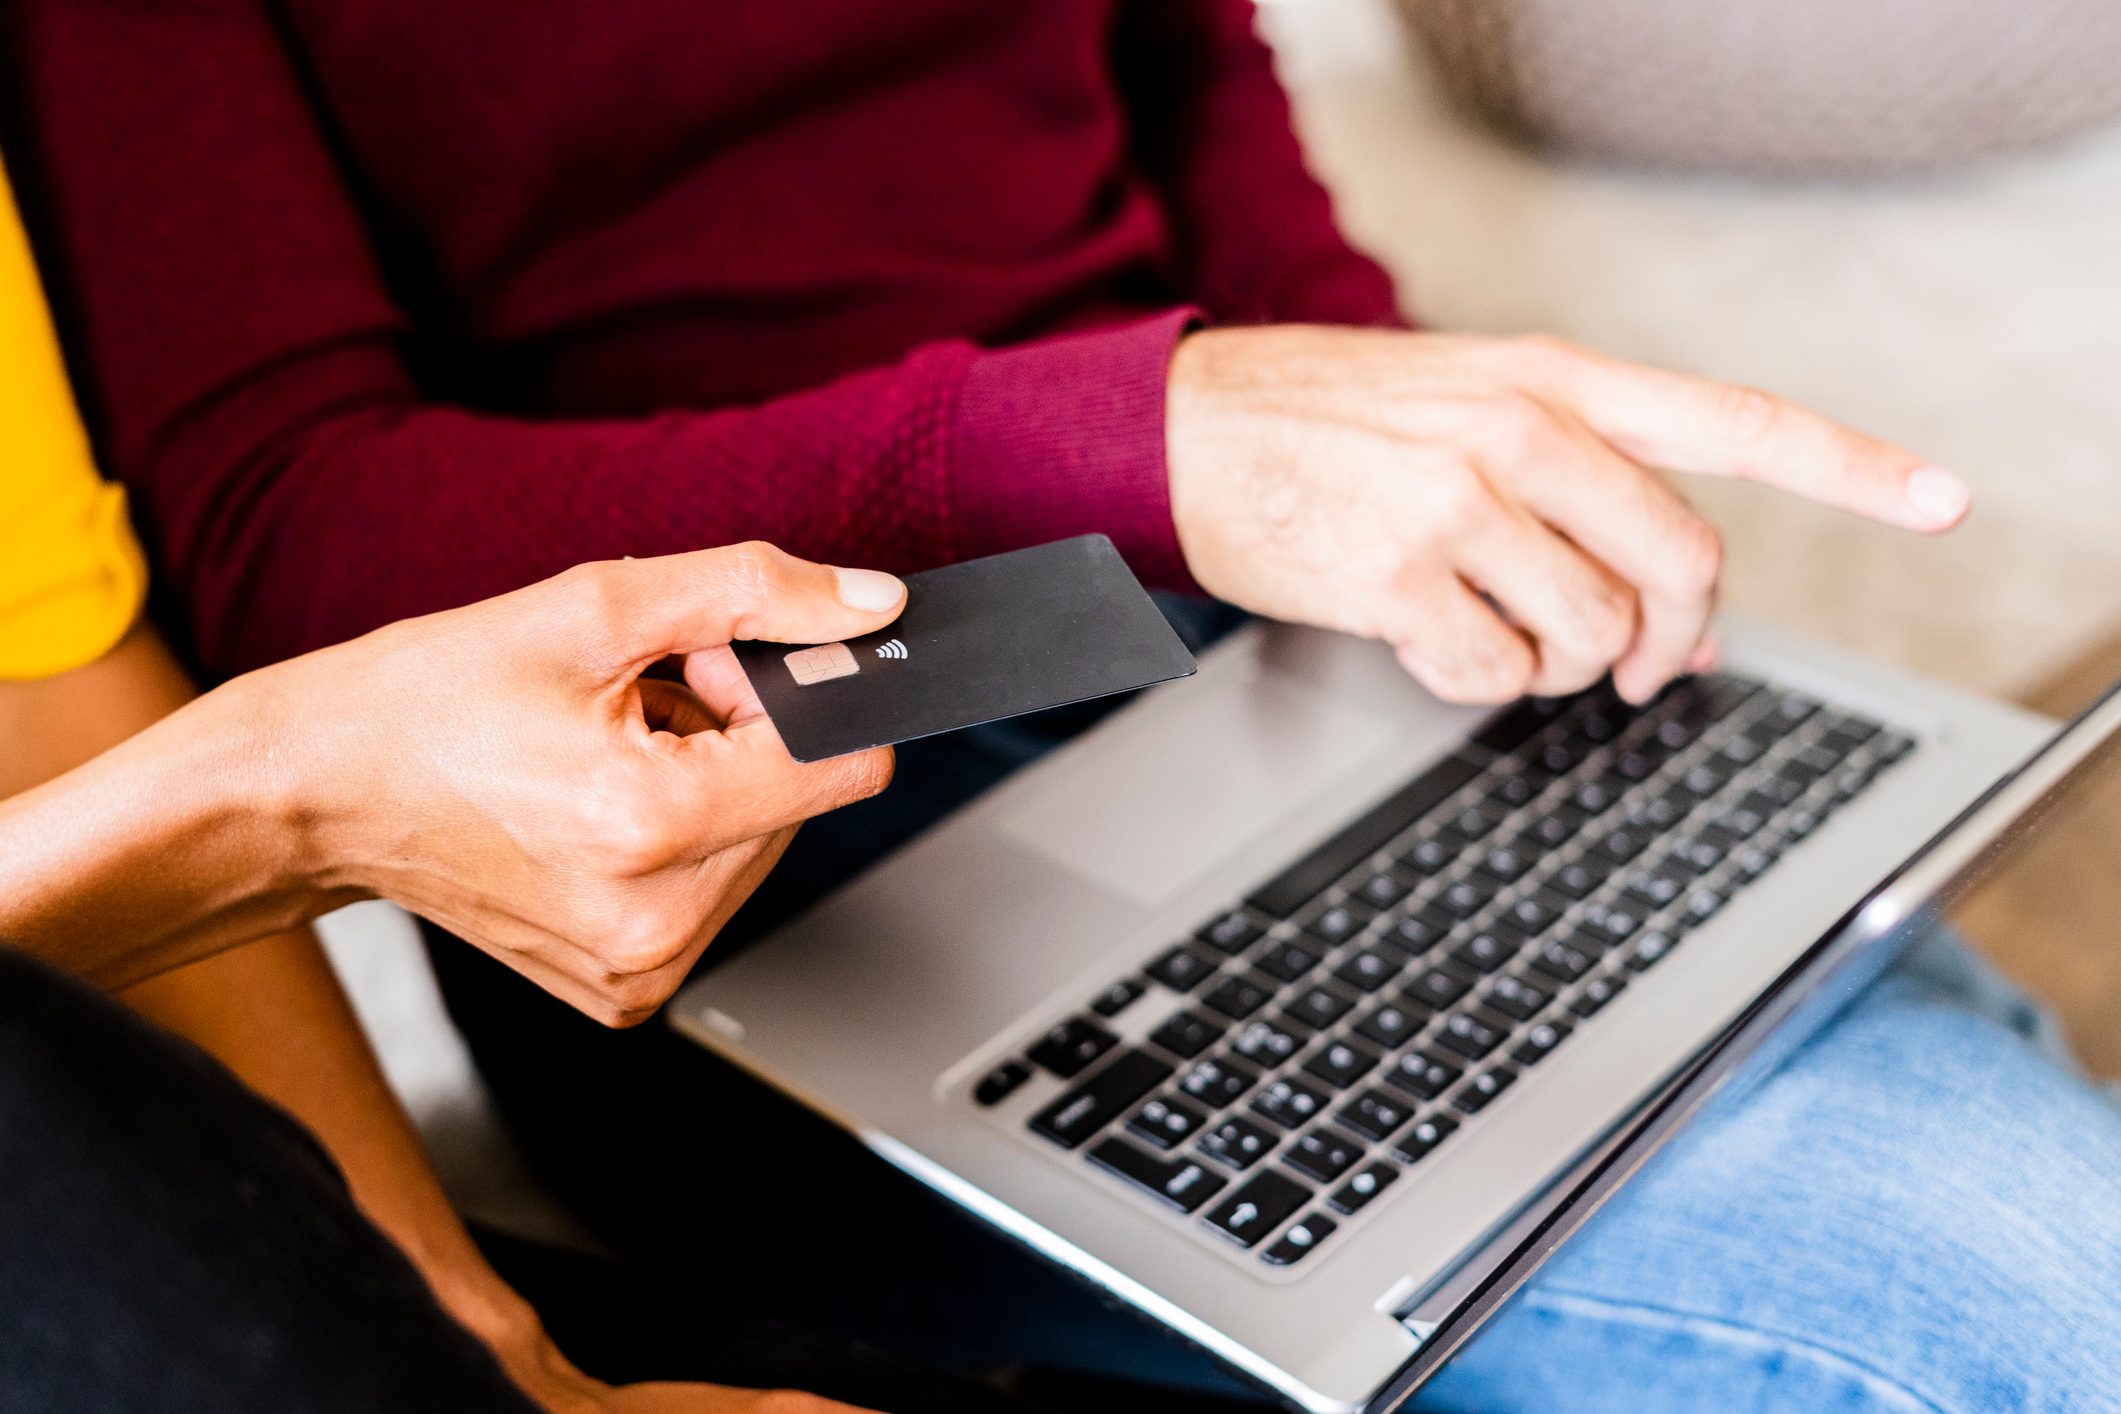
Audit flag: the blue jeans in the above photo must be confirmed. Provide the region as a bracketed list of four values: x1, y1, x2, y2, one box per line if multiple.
[1414, 929, 2121, 1413]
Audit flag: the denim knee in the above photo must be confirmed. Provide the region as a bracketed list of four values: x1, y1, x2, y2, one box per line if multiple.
[1423, 945, 2121, 1412]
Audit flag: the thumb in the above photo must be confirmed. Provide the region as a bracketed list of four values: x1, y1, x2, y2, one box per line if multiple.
[567, 542, 906, 673]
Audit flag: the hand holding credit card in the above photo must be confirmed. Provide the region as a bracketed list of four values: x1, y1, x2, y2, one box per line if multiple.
[732, 535, 1197, 762]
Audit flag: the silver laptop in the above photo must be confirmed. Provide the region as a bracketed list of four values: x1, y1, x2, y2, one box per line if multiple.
[671, 616, 2111, 1411]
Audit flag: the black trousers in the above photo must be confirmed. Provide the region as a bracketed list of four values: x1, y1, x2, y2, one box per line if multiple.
[0, 947, 537, 1414]
[0, 947, 1069, 1413]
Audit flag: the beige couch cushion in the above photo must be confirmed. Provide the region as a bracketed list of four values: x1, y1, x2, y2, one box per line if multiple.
[1402, 0, 2121, 175]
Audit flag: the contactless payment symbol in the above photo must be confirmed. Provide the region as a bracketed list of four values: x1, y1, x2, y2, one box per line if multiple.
[875, 638, 908, 661]
[784, 642, 859, 685]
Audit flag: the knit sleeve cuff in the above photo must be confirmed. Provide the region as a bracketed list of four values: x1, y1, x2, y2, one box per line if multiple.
[946, 308, 1201, 592]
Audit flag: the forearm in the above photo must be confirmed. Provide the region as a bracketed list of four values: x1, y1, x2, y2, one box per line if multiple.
[0, 666, 328, 987]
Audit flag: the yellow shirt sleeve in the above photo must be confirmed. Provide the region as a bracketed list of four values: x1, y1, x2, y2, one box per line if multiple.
[0, 159, 147, 681]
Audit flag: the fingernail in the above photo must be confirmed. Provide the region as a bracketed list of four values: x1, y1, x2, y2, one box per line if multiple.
[1905, 466, 1970, 527]
[833, 566, 905, 612]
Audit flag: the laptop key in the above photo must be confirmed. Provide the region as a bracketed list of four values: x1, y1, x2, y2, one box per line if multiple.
[1451, 1065, 1519, 1115]
[1356, 867, 1419, 909]
[1262, 1211, 1340, 1267]
[1253, 938, 1322, 985]
[1627, 930, 1677, 970]
[1285, 1127, 1364, 1183]
[1449, 802, 1506, 842]
[1524, 806, 1589, 849]
[1286, 985, 1357, 1031]
[1530, 937, 1596, 983]
[1402, 835, 1458, 874]
[1433, 879, 1492, 919]
[1579, 901, 1642, 945]
[1089, 978, 1146, 1017]
[1477, 845, 1534, 883]
[1199, 1115, 1278, 1170]
[1328, 1160, 1401, 1215]
[1302, 1038, 1381, 1090]
[1196, 909, 1264, 955]
[1179, 1057, 1259, 1109]
[1353, 1000, 1425, 1049]
[1378, 907, 1454, 956]
[1490, 770, 1540, 807]
[1304, 900, 1375, 948]
[1027, 1016, 1119, 1078]
[1251, 1076, 1330, 1130]
[1734, 843, 1776, 879]
[1549, 863, 1600, 900]
[1334, 945, 1404, 994]
[1383, 1051, 1463, 1101]
[1500, 891, 1567, 935]
[1128, 1096, 1209, 1151]
[1484, 974, 1550, 1022]
[1623, 864, 1688, 909]
[1769, 692, 1820, 730]
[1669, 835, 1725, 873]
[1146, 945, 1217, 994]
[1088, 1136, 1227, 1214]
[1472, 700, 1555, 755]
[1435, 1012, 1507, 1061]
[1406, 965, 1473, 1009]
[1231, 1018, 1305, 1067]
[1569, 974, 1629, 1017]
[1200, 972, 1273, 1021]
[1028, 1050, 1173, 1149]
[974, 1060, 1032, 1107]
[1247, 753, 1483, 918]
[1148, 1011, 1223, 1060]
[1388, 1112, 1460, 1164]
[1593, 828, 1649, 865]
[1205, 1169, 1312, 1248]
[1511, 1018, 1572, 1067]
[1450, 929, 1521, 975]
[1336, 1088, 1415, 1142]
[1684, 888, 1727, 923]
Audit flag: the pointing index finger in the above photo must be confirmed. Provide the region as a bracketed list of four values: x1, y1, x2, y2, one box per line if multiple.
[1530, 346, 1971, 533]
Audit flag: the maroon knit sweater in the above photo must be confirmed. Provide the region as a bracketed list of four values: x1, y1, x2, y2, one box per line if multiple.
[3, 0, 1399, 678]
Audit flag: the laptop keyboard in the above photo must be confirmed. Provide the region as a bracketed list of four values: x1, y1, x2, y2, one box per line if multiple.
[978, 673, 1915, 1271]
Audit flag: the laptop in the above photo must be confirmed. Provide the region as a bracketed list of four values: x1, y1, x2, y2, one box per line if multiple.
[670, 615, 2115, 1411]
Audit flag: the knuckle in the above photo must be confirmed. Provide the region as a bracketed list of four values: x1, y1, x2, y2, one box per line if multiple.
[585, 795, 678, 877]
[604, 915, 689, 976]
[1713, 383, 1781, 445]
[1481, 391, 1558, 463]
[1660, 517, 1725, 594]
[1427, 455, 1497, 532]
[715, 540, 780, 596]
[1577, 582, 1638, 663]
[1444, 633, 1534, 706]
[1506, 332, 1586, 377]
[556, 559, 626, 625]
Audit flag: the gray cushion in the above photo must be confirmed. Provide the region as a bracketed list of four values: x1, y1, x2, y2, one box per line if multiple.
[1401, 0, 2121, 175]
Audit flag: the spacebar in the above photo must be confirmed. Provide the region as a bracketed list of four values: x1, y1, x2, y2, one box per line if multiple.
[1247, 752, 1484, 918]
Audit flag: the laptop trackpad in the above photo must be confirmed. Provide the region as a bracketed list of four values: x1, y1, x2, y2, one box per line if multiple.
[999, 668, 1396, 908]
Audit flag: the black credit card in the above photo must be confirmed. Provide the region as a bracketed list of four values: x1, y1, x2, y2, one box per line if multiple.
[732, 535, 1197, 762]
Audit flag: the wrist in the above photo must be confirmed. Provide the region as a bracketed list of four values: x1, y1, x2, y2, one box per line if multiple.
[0, 665, 344, 985]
